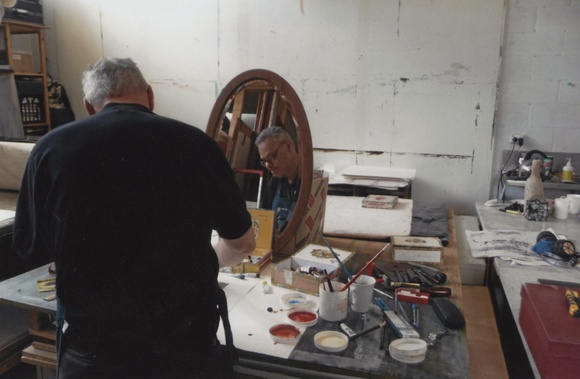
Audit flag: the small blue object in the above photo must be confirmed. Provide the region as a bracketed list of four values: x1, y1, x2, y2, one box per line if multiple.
[375, 297, 390, 311]
[532, 240, 553, 254]
[233, 274, 245, 280]
[412, 303, 420, 329]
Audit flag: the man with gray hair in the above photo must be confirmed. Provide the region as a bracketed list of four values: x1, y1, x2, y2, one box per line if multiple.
[255, 126, 301, 231]
[13, 57, 255, 378]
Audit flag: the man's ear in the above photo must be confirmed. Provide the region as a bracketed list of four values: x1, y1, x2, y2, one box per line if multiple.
[84, 99, 96, 115]
[147, 85, 155, 111]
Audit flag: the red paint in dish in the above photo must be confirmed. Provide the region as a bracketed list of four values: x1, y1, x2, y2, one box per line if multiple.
[269, 324, 300, 339]
[289, 311, 317, 323]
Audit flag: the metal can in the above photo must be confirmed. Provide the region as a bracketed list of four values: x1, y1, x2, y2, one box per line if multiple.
[543, 156, 553, 177]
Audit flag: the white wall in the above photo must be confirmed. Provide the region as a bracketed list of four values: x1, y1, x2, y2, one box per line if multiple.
[43, 0, 507, 215]
[491, 0, 580, 197]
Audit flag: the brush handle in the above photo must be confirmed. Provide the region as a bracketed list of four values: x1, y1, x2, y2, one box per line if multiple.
[317, 229, 353, 278]
[348, 321, 386, 341]
[341, 243, 389, 292]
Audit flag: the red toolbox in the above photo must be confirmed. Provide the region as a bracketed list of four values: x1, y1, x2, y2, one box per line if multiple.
[519, 283, 580, 379]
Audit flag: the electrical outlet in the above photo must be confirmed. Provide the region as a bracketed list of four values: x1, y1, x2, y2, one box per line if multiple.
[510, 134, 524, 144]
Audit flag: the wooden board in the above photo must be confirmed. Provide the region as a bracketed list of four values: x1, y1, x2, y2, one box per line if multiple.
[323, 196, 412, 239]
[463, 285, 508, 379]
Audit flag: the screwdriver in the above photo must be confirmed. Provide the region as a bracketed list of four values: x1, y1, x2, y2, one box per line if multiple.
[381, 276, 451, 297]
[565, 289, 580, 317]
[408, 263, 447, 285]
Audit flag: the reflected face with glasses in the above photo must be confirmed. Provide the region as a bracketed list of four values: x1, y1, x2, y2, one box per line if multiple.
[256, 127, 301, 183]
[259, 142, 285, 168]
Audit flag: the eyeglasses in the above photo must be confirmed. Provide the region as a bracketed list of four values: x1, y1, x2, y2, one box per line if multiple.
[260, 143, 285, 167]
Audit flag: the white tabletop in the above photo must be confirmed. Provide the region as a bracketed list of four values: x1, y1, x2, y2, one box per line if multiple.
[475, 201, 580, 241]
[475, 201, 580, 379]
[323, 196, 412, 239]
[217, 266, 318, 359]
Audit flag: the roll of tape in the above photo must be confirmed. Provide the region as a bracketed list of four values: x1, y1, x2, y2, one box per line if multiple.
[389, 338, 427, 364]
[1, 0, 18, 8]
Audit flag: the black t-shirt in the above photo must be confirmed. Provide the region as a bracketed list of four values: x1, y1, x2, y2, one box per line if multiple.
[13, 103, 251, 346]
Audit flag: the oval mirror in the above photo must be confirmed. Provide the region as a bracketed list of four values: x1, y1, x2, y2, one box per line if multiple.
[206, 69, 313, 257]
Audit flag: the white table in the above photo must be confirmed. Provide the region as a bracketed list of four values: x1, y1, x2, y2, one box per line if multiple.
[322, 196, 412, 239]
[475, 201, 580, 240]
[217, 266, 318, 360]
[475, 201, 580, 379]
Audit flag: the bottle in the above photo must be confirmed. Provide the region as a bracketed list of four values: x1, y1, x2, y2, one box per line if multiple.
[524, 159, 544, 200]
[562, 158, 574, 182]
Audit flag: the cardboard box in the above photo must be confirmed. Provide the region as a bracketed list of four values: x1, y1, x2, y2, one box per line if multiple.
[11, 52, 33, 73]
[392, 236, 443, 263]
[519, 283, 580, 379]
[271, 243, 354, 296]
[232, 208, 275, 274]
[362, 194, 398, 209]
[295, 170, 329, 249]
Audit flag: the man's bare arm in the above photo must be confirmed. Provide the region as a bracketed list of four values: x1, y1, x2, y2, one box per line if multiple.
[215, 227, 256, 268]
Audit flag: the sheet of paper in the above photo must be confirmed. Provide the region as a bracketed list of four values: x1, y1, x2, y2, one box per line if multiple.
[465, 230, 548, 265]
[329, 174, 408, 190]
[0, 209, 15, 223]
[340, 165, 416, 180]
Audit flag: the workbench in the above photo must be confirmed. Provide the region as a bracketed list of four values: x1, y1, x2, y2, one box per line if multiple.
[222, 210, 507, 378]
[0, 210, 507, 378]
[475, 202, 580, 379]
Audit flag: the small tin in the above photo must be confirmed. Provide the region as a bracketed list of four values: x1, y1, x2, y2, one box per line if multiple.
[543, 156, 553, 177]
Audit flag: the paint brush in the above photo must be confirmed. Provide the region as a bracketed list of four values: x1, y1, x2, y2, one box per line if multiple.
[323, 269, 334, 292]
[373, 287, 394, 300]
[340, 243, 390, 292]
[348, 321, 387, 341]
[317, 229, 353, 279]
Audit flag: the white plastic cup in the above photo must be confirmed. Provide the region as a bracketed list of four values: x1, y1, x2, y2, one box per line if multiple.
[349, 275, 376, 313]
[554, 197, 571, 219]
[318, 282, 348, 321]
[566, 194, 580, 215]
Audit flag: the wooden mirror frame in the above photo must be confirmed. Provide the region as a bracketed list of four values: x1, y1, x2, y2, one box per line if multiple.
[206, 69, 313, 256]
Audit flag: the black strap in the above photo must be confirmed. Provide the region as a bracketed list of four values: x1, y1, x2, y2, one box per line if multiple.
[217, 284, 238, 365]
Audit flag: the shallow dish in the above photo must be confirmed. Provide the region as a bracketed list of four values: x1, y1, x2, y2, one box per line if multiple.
[314, 330, 349, 353]
[269, 323, 301, 344]
[389, 338, 427, 364]
[287, 308, 318, 327]
[281, 293, 310, 308]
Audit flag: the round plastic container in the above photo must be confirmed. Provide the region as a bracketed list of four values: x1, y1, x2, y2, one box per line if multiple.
[287, 308, 318, 327]
[389, 338, 428, 364]
[314, 331, 349, 353]
[269, 324, 301, 344]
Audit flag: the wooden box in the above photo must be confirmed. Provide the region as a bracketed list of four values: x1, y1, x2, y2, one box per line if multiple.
[392, 236, 443, 263]
[294, 170, 329, 249]
[519, 283, 580, 379]
[361, 194, 398, 209]
[231, 208, 275, 274]
[11, 52, 33, 73]
[271, 243, 354, 296]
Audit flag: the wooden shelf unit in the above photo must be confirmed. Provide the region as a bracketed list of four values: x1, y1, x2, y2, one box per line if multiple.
[1, 20, 50, 137]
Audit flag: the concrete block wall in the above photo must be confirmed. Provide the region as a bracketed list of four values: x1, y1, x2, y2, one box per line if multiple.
[24, 0, 580, 213]
[41, 0, 505, 215]
[491, 0, 580, 198]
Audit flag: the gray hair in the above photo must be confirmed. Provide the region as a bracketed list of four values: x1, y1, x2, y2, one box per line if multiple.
[255, 126, 294, 147]
[81, 57, 148, 109]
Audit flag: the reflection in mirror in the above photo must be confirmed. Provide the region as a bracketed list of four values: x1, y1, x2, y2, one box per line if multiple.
[255, 126, 301, 232]
[206, 70, 313, 257]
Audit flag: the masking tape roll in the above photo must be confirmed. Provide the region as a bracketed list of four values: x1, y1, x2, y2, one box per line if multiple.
[389, 338, 427, 364]
[1, 0, 18, 8]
